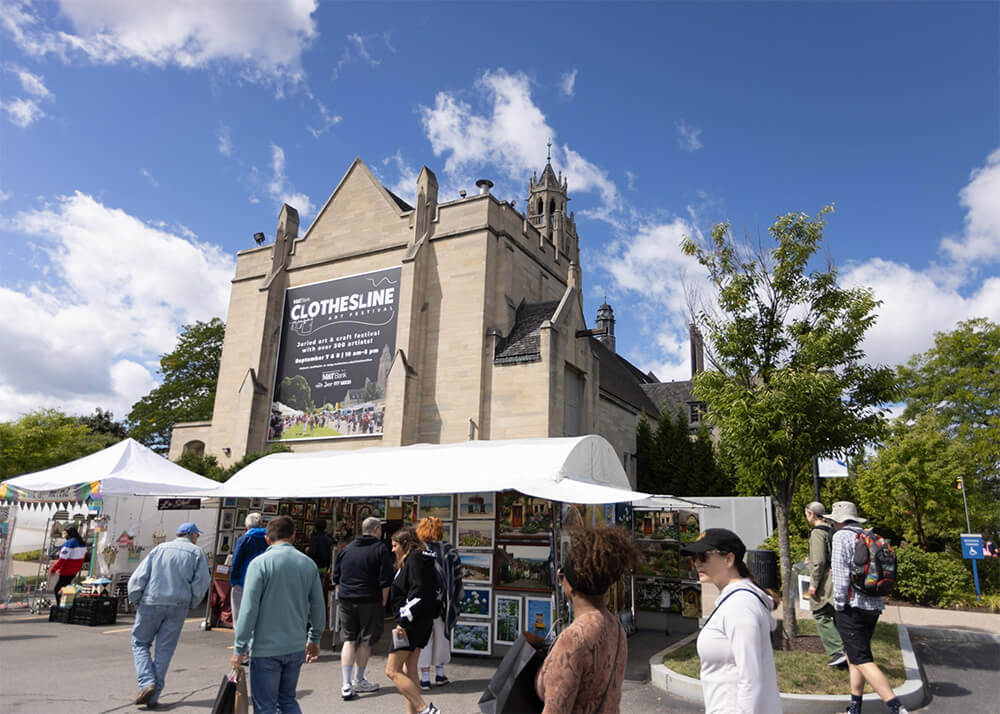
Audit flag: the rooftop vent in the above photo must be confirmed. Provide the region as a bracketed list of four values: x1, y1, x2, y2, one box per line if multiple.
[475, 179, 494, 195]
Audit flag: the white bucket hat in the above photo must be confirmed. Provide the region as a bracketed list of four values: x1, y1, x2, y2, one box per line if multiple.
[827, 501, 867, 524]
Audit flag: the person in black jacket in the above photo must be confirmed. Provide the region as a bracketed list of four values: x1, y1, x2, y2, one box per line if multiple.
[306, 519, 334, 572]
[385, 526, 439, 714]
[333, 517, 394, 700]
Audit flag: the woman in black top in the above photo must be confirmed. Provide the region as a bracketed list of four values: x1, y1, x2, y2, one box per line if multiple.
[384, 526, 439, 714]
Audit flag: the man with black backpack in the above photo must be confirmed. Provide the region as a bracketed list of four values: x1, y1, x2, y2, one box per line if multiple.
[829, 501, 908, 714]
[804, 502, 846, 667]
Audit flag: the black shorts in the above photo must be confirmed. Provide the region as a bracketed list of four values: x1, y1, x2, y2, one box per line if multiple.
[339, 600, 384, 645]
[390, 617, 433, 653]
[834, 605, 880, 665]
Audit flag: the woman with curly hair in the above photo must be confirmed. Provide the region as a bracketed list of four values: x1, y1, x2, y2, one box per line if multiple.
[535, 526, 641, 714]
[415, 517, 462, 690]
[385, 526, 440, 714]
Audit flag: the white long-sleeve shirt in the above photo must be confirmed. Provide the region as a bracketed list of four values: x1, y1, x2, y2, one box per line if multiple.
[697, 578, 782, 714]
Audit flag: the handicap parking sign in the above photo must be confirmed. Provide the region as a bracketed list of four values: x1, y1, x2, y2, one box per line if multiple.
[961, 533, 984, 560]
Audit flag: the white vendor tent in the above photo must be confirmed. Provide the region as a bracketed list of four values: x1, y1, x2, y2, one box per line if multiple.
[1, 438, 221, 500]
[212, 435, 648, 504]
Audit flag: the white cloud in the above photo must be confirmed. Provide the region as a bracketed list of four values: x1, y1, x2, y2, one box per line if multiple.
[6, 63, 52, 98]
[0, 189, 11, 202]
[940, 147, 1000, 266]
[0, 192, 233, 420]
[2, 97, 45, 127]
[140, 167, 158, 187]
[625, 170, 636, 191]
[418, 69, 620, 221]
[332, 32, 394, 80]
[3, 0, 318, 85]
[381, 151, 420, 205]
[267, 144, 315, 217]
[560, 68, 577, 98]
[676, 120, 703, 152]
[217, 125, 233, 156]
[306, 99, 342, 138]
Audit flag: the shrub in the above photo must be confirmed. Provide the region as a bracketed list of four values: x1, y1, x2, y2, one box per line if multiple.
[895, 545, 972, 607]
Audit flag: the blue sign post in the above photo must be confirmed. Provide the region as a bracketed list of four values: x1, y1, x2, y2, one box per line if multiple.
[960, 533, 983, 601]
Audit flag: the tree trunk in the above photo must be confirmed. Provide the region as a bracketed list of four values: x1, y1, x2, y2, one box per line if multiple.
[773, 489, 798, 640]
[912, 492, 926, 549]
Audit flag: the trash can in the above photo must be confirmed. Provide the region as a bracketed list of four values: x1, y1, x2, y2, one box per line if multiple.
[745, 549, 779, 590]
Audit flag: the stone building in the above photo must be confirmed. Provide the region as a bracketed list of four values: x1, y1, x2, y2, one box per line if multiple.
[169, 156, 665, 486]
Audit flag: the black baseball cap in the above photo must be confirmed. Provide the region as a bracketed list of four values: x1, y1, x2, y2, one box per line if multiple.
[680, 528, 747, 561]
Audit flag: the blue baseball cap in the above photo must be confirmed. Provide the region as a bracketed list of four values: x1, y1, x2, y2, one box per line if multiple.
[177, 522, 202, 535]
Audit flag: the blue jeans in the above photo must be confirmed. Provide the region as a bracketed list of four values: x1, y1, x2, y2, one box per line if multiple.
[131, 603, 189, 703]
[250, 650, 306, 714]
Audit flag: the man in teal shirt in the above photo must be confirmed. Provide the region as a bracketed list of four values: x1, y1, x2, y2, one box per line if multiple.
[231, 515, 325, 714]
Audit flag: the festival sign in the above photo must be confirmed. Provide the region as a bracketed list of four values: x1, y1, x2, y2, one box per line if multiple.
[271, 266, 401, 441]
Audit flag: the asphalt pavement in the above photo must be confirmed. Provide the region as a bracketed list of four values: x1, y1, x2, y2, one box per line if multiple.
[908, 626, 1000, 713]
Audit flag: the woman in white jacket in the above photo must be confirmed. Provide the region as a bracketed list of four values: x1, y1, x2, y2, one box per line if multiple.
[681, 528, 781, 714]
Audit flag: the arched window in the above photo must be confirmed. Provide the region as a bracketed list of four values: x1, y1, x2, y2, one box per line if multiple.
[536, 198, 543, 215]
[182, 440, 205, 457]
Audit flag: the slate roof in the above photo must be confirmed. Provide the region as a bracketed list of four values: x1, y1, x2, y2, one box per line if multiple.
[590, 338, 661, 416]
[385, 188, 413, 212]
[494, 300, 561, 363]
[641, 381, 697, 420]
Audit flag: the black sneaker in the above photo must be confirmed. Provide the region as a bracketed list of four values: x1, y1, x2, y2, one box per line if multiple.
[828, 652, 847, 668]
[420, 680, 432, 691]
[435, 675, 450, 686]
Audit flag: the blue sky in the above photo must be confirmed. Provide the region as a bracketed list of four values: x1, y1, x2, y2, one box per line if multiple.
[1, 1, 997, 423]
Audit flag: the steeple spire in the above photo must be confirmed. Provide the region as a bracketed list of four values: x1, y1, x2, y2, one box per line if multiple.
[546, 139, 552, 165]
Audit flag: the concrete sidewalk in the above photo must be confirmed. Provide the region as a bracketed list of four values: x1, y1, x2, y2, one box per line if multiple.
[876, 603, 1000, 634]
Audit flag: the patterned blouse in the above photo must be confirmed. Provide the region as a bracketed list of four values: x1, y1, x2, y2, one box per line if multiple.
[535, 608, 626, 714]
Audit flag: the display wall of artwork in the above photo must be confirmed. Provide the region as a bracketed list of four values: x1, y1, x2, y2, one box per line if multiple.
[318, 498, 333, 516]
[350, 498, 386, 533]
[290, 503, 305, 518]
[494, 595, 523, 644]
[249, 498, 263, 510]
[636, 541, 680, 578]
[417, 494, 453, 521]
[441, 522, 454, 544]
[459, 550, 493, 584]
[458, 586, 492, 619]
[456, 521, 494, 550]
[263, 501, 279, 515]
[524, 597, 553, 638]
[498, 493, 552, 537]
[458, 492, 495, 519]
[495, 541, 553, 592]
[220, 510, 235, 530]
[634, 577, 699, 616]
[632, 509, 701, 542]
[451, 621, 491, 655]
[218, 534, 232, 554]
[278, 502, 291, 516]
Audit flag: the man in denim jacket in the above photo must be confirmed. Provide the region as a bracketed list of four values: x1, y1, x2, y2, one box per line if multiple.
[128, 522, 211, 709]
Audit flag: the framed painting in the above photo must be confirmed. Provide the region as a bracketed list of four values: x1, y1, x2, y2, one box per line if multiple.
[290, 503, 305, 518]
[524, 597, 553, 638]
[497, 493, 551, 537]
[222, 497, 237, 508]
[495, 541, 553, 592]
[441, 522, 454, 544]
[304, 503, 316, 522]
[458, 550, 493, 584]
[456, 521, 494, 550]
[218, 534, 233, 555]
[458, 492, 495, 519]
[318, 498, 333, 516]
[636, 541, 680, 578]
[633, 509, 680, 541]
[220, 509, 235, 531]
[249, 498, 263, 510]
[417, 495, 453, 521]
[278, 502, 290, 516]
[458, 585, 492, 619]
[494, 595, 523, 645]
[451, 621, 491, 656]
[350, 499, 386, 533]
[235, 509, 248, 529]
[262, 500, 279, 515]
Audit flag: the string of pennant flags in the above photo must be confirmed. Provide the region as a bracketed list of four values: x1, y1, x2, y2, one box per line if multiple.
[0, 480, 102, 509]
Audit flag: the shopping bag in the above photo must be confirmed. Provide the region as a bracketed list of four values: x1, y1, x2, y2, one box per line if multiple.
[210, 669, 239, 714]
[234, 667, 249, 714]
[477, 632, 546, 714]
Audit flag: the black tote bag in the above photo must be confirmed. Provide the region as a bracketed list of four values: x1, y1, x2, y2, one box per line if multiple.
[210, 669, 239, 714]
[478, 631, 547, 714]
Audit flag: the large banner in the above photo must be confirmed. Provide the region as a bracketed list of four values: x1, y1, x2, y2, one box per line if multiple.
[270, 266, 401, 441]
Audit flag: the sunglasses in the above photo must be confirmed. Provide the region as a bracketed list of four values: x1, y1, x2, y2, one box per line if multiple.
[693, 549, 725, 563]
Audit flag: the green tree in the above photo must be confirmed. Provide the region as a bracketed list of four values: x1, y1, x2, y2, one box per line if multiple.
[635, 413, 654, 488]
[0, 409, 108, 479]
[277, 375, 314, 412]
[127, 318, 225, 453]
[77, 407, 128, 447]
[174, 450, 227, 482]
[682, 207, 897, 637]
[898, 318, 1000, 500]
[636, 409, 733, 496]
[855, 414, 974, 550]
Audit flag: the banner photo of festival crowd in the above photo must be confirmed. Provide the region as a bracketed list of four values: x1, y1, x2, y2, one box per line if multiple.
[270, 266, 401, 441]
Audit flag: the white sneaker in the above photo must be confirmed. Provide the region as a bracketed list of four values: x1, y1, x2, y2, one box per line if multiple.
[418, 704, 439, 714]
[341, 685, 357, 701]
[353, 678, 379, 693]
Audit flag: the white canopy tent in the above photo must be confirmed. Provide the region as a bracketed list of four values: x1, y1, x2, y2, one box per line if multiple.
[1, 438, 222, 499]
[211, 435, 648, 504]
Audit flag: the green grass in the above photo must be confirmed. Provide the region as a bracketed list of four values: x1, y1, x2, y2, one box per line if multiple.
[663, 619, 906, 695]
[275, 424, 343, 439]
[12, 550, 42, 561]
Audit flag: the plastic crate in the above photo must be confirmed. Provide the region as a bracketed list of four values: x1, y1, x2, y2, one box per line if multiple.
[48, 605, 72, 623]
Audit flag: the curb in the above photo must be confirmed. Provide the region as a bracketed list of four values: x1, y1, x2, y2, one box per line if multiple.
[650, 624, 926, 713]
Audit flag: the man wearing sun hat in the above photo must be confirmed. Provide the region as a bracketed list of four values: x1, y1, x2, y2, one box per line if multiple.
[127, 522, 211, 710]
[828, 502, 908, 714]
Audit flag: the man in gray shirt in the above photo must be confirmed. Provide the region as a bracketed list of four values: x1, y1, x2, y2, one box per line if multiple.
[804, 501, 845, 667]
